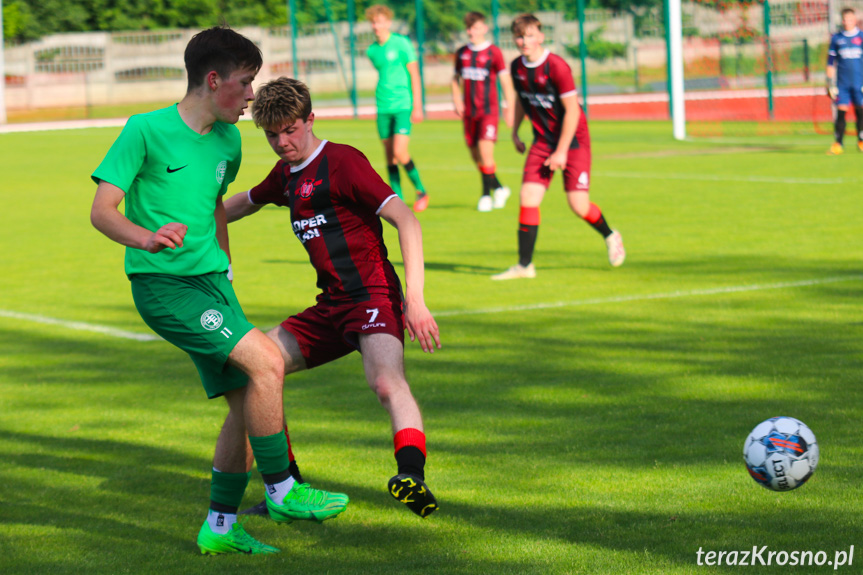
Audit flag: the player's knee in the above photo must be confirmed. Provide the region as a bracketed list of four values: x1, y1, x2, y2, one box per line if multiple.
[371, 377, 394, 402]
[393, 144, 410, 163]
[253, 339, 286, 383]
[572, 204, 589, 218]
[371, 375, 408, 404]
[568, 195, 591, 218]
[519, 192, 539, 206]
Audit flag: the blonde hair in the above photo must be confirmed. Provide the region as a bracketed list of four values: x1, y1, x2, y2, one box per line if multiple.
[252, 77, 312, 129]
[365, 4, 394, 21]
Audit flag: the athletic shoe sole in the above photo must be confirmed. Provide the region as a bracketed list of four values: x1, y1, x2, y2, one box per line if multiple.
[388, 474, 438, 518]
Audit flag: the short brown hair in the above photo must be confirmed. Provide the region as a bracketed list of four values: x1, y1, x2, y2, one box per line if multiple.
[511, 13, 542, 36]
[252, 77, 312, 129]
[842, 7, 856, 16]
[464, 12, 486, 28]
[365, 4, 394, 21]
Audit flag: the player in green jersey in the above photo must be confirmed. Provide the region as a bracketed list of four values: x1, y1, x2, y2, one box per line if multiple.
[90, 26, 348, 556]
[366, 4, 430, 212]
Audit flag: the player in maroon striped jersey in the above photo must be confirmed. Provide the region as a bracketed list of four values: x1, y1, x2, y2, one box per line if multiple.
[492, 14, 625, 280]
[451, 11, 516, 212]
[224, 77, 440, 519]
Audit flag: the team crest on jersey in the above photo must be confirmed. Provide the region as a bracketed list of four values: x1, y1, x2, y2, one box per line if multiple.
[855, 37, 862, 45]
[297, 178, 323, 198]
[215, 161, 227, 184]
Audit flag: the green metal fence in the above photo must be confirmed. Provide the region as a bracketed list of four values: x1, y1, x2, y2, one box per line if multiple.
[2, 0, 846, 128]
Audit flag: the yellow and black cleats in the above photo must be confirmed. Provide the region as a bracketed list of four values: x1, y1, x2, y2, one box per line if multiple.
[388, 474, 438, 518]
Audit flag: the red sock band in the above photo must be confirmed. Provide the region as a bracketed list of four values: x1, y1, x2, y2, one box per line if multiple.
[584, 203, 602, 224]
[519, 206, 541, 226]
[394, 428, 426, 458]
[480, 164, 496, 175]
[283, 424, 295, 462]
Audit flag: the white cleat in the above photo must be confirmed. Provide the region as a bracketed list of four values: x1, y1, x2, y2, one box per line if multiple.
[605, 230, 626, 267]
[491, 263, 536, 280]
[493, 186, 511, 209]
[477, 195, 494, 212]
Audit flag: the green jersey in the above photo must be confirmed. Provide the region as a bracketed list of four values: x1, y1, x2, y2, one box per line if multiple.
[367, 33, 417, 113]
[92, 104, 240, 277]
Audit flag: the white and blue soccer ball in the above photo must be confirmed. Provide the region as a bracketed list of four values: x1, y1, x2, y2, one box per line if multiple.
[743, 416, 819, 491]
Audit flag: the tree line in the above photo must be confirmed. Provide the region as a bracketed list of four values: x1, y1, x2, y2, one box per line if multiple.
[2, 0, 659, 43]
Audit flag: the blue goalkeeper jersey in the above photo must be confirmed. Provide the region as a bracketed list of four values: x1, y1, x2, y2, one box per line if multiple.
[828, 28, 863, 87]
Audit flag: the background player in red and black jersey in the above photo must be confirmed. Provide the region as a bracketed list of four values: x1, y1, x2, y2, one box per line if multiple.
[451, 11, 516, 212]
[224, 77, 441, 519]
[492, 14, 625, 280]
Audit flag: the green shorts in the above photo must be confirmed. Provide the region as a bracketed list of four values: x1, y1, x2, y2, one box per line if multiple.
[130, 272, 255, 399]
[376, 110, 412, 139]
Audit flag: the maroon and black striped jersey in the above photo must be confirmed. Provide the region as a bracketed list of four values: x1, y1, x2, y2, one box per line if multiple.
[454, 42, 508, 118]
[248, 141, 402, 304]
[511, 50, 588, 151]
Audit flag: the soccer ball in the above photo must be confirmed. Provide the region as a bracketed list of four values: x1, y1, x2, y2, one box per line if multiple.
[743, 416, 819, 491]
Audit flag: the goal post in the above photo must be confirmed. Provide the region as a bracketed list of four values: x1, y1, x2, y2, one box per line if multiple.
[667, 0, 687, 139]
[1, 0, 7, 125]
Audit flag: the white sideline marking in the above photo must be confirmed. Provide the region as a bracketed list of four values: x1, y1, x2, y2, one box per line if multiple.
[434, 275, 863, 318]
[596, 170, 850, 185]
[0, 309, 160, 341]
[4, 275, 860, 340]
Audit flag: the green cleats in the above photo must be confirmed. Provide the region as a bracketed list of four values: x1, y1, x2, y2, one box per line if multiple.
[265, 482, 349, 524]
[196, 521, 280, 555]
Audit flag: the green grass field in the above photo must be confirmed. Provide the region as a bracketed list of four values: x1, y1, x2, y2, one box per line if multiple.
[2, 118, 862, 574]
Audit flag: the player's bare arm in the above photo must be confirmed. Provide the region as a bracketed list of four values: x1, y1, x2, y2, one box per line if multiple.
[379, 198, 441, 353]
[91, 180, 187, 253]
[407, 61, 424, 123]
[546, 93, 580, 171]
[224, 191, 264, 223]
[500, 73, 516, 128]
[215, 195, 231, 264]
[451, 74, 464, 118]
[826, 64, 838, 99]
[512, 97, 527, 154]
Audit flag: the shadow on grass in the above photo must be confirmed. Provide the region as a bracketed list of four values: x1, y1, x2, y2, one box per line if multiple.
[1, 430, 856, 575]
[423, 261, 504, 275]
[2, 259, 862, 573]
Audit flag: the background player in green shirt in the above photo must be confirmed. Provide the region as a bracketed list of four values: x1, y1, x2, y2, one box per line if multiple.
[90, 26, 347, 556]
[366, 4, 430, 212]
